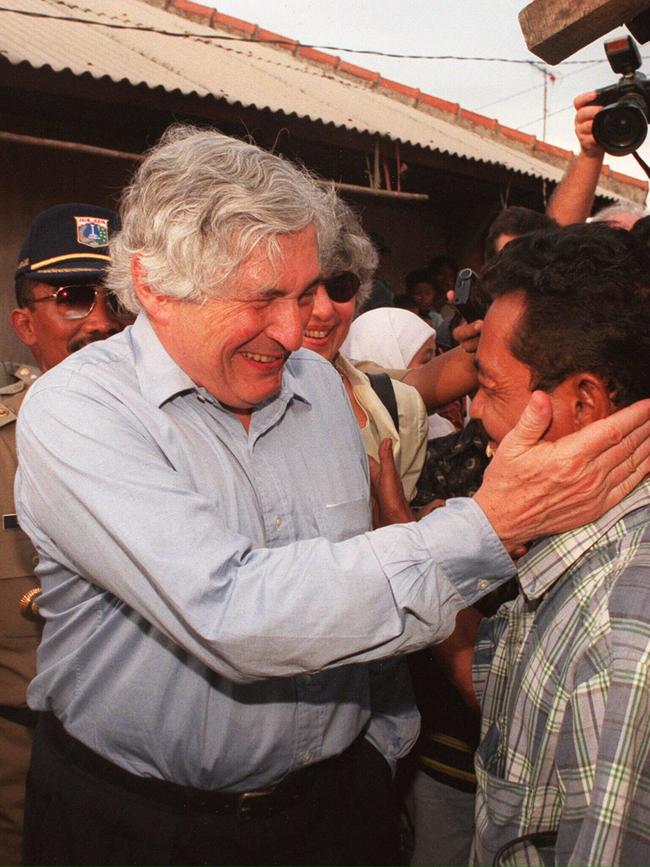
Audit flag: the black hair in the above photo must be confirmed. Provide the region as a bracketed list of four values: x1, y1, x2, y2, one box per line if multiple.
[393, 293, 419, 312]
[484, 207, 557, 263]
[480, 223, 650, 407]
[631, 214, 650, 250]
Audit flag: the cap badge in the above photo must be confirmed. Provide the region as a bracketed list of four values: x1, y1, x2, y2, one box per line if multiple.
[75, 216, 109, 248]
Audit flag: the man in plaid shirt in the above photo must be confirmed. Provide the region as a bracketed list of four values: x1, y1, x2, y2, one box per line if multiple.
[445, 222, 650, 866]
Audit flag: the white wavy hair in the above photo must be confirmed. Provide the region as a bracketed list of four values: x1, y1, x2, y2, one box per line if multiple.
[107, 125, 340, 311]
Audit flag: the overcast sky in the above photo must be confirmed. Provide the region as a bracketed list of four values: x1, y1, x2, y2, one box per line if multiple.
[202, 0, 649, 184]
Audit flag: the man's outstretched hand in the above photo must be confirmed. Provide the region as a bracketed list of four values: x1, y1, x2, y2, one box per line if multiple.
[474, 392, 650, 551]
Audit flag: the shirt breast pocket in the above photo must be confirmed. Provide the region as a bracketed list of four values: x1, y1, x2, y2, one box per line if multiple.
[474, 720, 560, 866]
[315, 497, 370, 543]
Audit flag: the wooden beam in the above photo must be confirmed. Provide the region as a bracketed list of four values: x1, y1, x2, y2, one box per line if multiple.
[519, 0, 650, 63]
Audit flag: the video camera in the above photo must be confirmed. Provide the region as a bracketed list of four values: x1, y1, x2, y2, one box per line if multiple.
[592, 36, 650, 155]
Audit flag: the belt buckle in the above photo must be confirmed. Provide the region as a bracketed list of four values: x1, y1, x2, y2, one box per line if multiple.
[236, 784, 276, 819]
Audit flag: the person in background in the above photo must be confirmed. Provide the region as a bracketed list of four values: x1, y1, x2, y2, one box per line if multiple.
[484, 206, 557, 262]
[0, 203, 131, 866]
[404, 269, 442, 328]
[304, 206, 428, 502]
[341, 306, 455, 440]
[546, 89, 648, 228]
[427, 255, 458, 317]
[590, 200, 648, 229]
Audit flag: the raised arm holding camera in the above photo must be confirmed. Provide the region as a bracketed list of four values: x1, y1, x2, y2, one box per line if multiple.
[547, 36, 650, 228]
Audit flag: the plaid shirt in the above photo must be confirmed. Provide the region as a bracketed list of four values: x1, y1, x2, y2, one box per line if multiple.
[473, 478, 650, 866]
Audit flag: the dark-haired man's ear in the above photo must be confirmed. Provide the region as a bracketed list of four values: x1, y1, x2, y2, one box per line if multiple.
[10, 307, 38, 350]
[571, 373, 615, 429]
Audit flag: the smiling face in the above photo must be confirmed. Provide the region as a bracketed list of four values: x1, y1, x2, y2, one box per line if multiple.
[10, 281, 129, 371]
[302, 282, 357, 363]
[141, 226, 321, 423]
[470, 292, 588, 449]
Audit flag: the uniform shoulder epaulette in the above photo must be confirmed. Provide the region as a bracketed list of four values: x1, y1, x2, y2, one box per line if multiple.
[0, 362, 39, 398]
[10, 364, 40, 387]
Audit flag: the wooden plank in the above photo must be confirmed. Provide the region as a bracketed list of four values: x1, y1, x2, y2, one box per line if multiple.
[519, 0, 650, 63]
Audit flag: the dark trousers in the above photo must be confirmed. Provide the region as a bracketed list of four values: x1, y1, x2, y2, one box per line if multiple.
[24, 715, 397, 866]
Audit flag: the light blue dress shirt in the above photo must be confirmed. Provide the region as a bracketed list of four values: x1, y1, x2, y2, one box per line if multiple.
[15, 313, 514, 790]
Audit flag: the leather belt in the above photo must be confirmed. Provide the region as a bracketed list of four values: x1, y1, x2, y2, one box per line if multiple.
[41, 712, 356, 819]
[0, 704, 39, 729]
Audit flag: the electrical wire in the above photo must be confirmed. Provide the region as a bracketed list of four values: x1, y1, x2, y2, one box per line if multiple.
[517, 103, 575, 129]
[475, 61, 602, 112]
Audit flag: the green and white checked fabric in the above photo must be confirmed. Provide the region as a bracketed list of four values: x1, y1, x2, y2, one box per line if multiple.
[473, 478, 650, 866]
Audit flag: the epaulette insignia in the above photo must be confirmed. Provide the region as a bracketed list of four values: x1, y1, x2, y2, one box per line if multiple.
[0, 403, 17, 428]
[15, 366, 39, 385]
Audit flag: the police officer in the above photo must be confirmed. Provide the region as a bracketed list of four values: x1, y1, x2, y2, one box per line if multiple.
[0, 203, 132, 865]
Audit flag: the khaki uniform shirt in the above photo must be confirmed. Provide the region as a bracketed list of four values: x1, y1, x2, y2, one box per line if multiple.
[0, 362, 41, 707]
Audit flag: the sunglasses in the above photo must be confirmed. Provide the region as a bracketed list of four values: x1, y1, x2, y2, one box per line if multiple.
[29, 284, 133, 322]
[323, 271, 361, 303]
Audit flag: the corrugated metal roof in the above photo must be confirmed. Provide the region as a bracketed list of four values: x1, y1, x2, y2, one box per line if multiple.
[0, 0, 645, 201]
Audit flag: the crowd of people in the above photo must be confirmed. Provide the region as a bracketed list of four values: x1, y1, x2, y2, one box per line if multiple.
[0, 90, 650, 867]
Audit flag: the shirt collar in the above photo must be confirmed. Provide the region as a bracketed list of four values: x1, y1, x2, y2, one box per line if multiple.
[517, 477, 650, 600]
[131, 312, 311, 410]
[281, 349, 313, 406]
[131, 312, 196, 407]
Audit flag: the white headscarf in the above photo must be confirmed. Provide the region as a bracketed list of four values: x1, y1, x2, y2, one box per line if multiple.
[341, 307, 456, 439]
[341, 307, 436, 369]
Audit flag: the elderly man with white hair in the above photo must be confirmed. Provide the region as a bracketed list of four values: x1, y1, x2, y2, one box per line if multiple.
[14, 125, 650, 867]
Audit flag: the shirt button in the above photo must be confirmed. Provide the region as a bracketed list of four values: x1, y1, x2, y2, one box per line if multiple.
[477, 579, 489, 591]
[0, 408, 7, 417]
[302, 752, 311, 763]
[274, 516, 282, 528]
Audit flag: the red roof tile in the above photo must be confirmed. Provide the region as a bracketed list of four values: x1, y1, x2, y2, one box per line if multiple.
[255, 28, 298, 53]
[377, 77, 420, 101]
[212, 11, 257, 36]
[337, 60, 380, 83]
[418, 92, 459, 115]
[168, 0, 214, 24]
[297, 45, 340, 68]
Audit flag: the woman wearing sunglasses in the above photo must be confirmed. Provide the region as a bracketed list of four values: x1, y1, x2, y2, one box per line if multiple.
[303, 203, 428, 503]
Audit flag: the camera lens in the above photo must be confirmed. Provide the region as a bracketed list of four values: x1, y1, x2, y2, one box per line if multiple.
[593, 98, 648, 155]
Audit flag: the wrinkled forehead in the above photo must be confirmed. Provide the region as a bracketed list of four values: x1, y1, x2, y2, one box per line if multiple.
[220, 225, 321, 302]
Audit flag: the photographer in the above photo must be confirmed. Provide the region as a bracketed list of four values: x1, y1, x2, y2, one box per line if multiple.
[546, 89, 607, 226]
[548, 37, 650, 229]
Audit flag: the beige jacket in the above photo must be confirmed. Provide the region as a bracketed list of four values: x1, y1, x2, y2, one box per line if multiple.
[335, 354, 427, 503]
